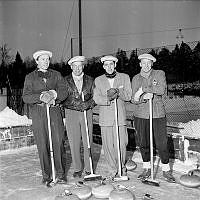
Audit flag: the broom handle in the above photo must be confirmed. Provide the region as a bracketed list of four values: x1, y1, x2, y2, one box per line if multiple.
[82, 93, 94, 174]
[46, 104, 56, 182]
[149, 97, 154, 180]
[114, 98, 122, 177]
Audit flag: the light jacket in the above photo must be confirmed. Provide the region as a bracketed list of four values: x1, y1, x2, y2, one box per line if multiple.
[131, 69, 167, 119]
[93, 72, 132, 126]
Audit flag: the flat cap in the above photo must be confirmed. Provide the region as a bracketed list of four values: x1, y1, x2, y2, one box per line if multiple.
[33, 50, 52, 61]
[101, 55, 118, 63]
[138, 53, 156, 63]
[68, 56, 86, 65]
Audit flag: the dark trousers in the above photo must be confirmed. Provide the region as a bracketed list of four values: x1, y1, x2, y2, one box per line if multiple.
[32, 105, 65, 180]
[134, 117, 169, 164]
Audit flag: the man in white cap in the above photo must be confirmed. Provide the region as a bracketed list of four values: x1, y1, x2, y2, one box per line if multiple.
[131, 53, 175, 183]
[93, 55, 132, 177]
[23, 50, 69, 187]
[62, 56, 96, 178]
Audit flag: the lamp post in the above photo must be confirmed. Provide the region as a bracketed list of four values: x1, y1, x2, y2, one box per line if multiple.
[176, 29, 184, 45]
[176, 28, 185, 93]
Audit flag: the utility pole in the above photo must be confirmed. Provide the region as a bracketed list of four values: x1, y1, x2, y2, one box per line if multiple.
[71, 38, 73, 58]
[79, 0, 82, 56]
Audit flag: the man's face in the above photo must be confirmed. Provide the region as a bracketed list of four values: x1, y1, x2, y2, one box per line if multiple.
[103, 60, 116, 74]
[140, 58, 153, 73]
[36, 54, 50, 70]
[71, 61, 84, 76]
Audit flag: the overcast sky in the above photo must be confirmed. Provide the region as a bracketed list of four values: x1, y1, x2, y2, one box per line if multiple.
[1, 0, 200, 62]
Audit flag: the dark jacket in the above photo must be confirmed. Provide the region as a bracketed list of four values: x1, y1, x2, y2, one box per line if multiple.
[23, 69, 68, 106]
[62, 74, 96, 111]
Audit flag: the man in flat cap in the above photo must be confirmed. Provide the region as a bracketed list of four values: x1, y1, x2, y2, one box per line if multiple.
[131, 53, 175, 183]
[23, 50, 69, 187]
[93, 55, 132, 177]
[62, 56, 96, 178]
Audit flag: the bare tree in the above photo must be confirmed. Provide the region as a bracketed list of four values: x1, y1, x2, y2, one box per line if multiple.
[0, 43, 13, 66]
[0, 44, 13, 93]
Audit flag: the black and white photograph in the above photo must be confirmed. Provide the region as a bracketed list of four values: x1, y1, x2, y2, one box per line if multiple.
[0, 0, 200, 199]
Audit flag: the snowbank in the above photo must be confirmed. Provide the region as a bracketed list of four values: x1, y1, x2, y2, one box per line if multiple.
[0, 107, 32, 128]
[178, 119, 200, 138]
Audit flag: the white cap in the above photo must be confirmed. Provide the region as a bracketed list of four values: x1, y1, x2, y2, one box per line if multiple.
[100, 55, 118, 63]
[138, 53, 156, 63]
[33, 50, 52, 61]
[68, 56, 86, 65]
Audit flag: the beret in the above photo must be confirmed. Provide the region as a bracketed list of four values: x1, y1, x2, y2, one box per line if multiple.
[101, 55, 118, 63]
[138, 53, 156, 63]
[68, 56, 86, 65]
[33, 50, 52, 60]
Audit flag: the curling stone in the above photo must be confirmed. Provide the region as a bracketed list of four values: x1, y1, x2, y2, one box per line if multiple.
[92, 184, 114, 199]
[109, 188, 136, 200]
[188, 168, 200, 177]
[70, 185, 92, 200]
[125, 158, 137, 171]
[54, 191, 80, 200]
[179, 174, 200, 188]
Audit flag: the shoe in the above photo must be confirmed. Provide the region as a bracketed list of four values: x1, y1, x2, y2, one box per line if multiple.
[56, 176, 67, 184]
[84, 171, 91, 176]
[41, 178, 53, 188]
[73, 171, 82, 178]
[163, 171, 176, 183]
[137, 169, 151, 180]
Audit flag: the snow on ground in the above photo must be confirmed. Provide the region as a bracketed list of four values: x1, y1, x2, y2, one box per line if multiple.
[1, 144, 200, 200]
[178, 119, 200, 138]
[0, 107, 32, 128]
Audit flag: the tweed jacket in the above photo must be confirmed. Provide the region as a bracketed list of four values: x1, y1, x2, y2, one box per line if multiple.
[93, 72, 132, 126]
[23, 69, 68, 107]
[62, 74, 96, 111]
[131, 69, 167, 119]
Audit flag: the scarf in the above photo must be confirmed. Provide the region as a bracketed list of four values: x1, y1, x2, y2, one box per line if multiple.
[105, 70, 117, 79]
[37, 70, 51, 79]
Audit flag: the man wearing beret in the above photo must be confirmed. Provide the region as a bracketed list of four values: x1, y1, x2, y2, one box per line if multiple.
[131, 53, 175, 183]
[23, 50, 69, 187]
[62, 56, 96, 178]
[93, 55, 132, 177]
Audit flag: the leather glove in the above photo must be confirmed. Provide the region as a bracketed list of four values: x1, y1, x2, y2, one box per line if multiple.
[107, 88, 119, 101]
[40, 91, 54, 104]
[143, 93, 153, 100]
[134, 87, 143, 101]
[80, 102, 90, 111]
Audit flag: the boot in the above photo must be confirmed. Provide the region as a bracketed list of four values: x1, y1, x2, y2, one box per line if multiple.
[137, 168, 151, 180]
[163, 171, 176, 183]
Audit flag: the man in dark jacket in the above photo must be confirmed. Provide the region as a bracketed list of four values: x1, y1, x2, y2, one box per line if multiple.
[62, 56, 96, 178]
[23, 50, 68, 187]
[131, 53, 175, 183]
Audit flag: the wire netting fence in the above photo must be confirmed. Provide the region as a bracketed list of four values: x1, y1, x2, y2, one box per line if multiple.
[4, 40, 200, 124]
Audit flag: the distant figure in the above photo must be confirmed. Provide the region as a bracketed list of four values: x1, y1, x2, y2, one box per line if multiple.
[131, 53, 175, 183]
[62, 56, 96, 178]
[23, 50, 68, 187]
[93, 55, 132, 177]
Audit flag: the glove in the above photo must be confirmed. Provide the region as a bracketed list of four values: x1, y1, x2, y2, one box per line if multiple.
[80, 102, 90, 111]
[143, 93, 153, 100]
[134, 87, 143, 101]
[107, 88, 119, 101]
[40, 91, 55, 104]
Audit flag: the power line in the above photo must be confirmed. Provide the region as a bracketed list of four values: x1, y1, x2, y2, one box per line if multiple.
[71, 26, 200, 40]
[60, 0, 76, 62]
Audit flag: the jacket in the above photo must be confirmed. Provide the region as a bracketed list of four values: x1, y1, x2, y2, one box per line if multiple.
[93, 72, 132, 126]
[23, 69, 68, 107]
[131, 69, 167, 119]
[62, 74, 96, 111]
